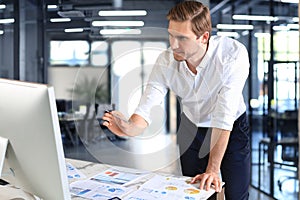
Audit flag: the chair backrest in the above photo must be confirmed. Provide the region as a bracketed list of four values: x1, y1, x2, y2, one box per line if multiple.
[279, 110, 298, 164]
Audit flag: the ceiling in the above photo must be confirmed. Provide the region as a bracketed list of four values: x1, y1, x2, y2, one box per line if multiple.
[0, 0, 299, 40]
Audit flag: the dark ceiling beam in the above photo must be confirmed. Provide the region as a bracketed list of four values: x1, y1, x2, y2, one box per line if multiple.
[46, 20, 90, 30]
[221, 0, 261, 15]
[210, 0, 231, 15]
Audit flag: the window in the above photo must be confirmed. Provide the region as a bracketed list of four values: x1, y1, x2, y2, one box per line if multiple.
[50, 40, 89, 66]
[256, 30, 299, 113]
[91, 41, 109, 67]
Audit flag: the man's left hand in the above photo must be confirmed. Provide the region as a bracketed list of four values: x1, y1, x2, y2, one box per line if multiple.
[190, 171, 222, 192]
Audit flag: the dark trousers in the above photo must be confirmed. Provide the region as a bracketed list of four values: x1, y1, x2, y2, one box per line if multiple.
[177, 112, 250, 200]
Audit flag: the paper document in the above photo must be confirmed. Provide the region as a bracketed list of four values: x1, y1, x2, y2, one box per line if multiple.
[89, 168, 148, 186]
[70, 179, 132, 200]
[123, 174, 217, 200]
[66, 162, 86, 180]
[70, 167, 150, 200]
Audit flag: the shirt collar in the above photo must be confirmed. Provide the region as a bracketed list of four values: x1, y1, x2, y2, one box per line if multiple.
[198, 38, 213, 70]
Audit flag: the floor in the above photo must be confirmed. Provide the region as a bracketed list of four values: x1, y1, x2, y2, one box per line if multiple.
[62, 121, 299, 200]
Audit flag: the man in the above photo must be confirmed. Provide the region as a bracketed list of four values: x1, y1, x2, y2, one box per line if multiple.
[102, 1, 250, 199]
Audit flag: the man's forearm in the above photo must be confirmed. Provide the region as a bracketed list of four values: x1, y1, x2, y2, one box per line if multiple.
[206, 128, 230, 173]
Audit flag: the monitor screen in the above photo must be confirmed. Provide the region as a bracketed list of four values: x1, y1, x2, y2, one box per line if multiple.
[0, 78, 71, 200]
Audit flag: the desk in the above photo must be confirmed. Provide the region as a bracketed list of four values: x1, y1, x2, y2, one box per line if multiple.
[59, 115, 96, 146]
[0, 159, 224, 200]
[68, 159, 224, 200]
[59, 117, 80, 146]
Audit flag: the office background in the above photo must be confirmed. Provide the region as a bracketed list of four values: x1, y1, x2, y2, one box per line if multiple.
[0, 0, 299, 199]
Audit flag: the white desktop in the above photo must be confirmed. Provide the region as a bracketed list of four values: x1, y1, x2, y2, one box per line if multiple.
[0, 78, 224, 200]
[0, 78, 71, 199]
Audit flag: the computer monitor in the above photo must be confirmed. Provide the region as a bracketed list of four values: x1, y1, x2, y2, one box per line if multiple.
[0, 78, 71, 200]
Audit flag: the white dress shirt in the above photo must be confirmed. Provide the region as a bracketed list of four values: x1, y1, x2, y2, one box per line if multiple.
[135, 35, 249, 131]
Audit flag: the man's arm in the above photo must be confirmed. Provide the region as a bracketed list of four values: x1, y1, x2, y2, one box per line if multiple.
[102, 111, 148, 137]
[191, 127, 230, 192]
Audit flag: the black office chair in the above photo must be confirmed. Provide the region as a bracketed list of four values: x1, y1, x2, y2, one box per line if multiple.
[56, 99, 78, 145]
[276, 110, 298, 191]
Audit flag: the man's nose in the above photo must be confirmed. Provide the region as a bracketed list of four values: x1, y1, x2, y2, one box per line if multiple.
[170, 38, 179, 49]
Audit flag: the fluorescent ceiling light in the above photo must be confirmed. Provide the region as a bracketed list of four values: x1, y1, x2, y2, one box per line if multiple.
[0, 30, 3, 35]
[217, 31, 240, 38]
[292, 17, 299, 22]
[280, 0, 298, 3]
[100, 28, 141, 35]
[273, 25, 289, 31]
[0, 4, 6, 9]
[287, 23, 299, 29]
[0, 18, 14, 24]
[233, 15, 278, 21]
[241, 30, 249, 36]
[254, 33, 270, 38]
[50, 18, 71, 22]
[64, 28, 84, 33]
[47, 5, 58, 9]
[216, 24, 254, 30]
[92, 21, 144, 27]
[98, 10, 147, 16]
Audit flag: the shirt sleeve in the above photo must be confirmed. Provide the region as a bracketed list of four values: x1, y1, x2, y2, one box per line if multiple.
[134, 54, 169, 125]
[211, 43, 249, 131]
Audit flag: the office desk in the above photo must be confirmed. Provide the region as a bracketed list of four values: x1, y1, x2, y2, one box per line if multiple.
[0, 159, 224, 200]
[68, 159, 224, 200]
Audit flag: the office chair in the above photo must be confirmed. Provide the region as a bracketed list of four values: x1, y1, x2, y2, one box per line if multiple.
[276, 110, 298, 191]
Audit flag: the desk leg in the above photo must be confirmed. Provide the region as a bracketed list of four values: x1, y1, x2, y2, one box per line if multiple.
[64, 124, 79, 146]
[216, 187, 225, 200]
[208, 187, 225, 200]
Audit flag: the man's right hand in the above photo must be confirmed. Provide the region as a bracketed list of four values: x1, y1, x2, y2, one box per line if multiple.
[102, 112, 148, 137]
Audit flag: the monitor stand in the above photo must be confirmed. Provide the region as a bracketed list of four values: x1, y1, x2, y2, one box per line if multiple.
[0, 136, 8, 185]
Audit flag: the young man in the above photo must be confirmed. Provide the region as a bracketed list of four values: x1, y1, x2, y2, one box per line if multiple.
[102, 1, 250, 199]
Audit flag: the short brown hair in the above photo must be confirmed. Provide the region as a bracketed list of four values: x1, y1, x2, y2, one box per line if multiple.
[167, 0, 212, 38]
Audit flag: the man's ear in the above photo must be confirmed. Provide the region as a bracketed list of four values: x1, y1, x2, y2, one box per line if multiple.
[200, 31, 210, 44]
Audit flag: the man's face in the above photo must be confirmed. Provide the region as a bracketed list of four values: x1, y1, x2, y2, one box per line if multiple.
[168, 20, 202, 61]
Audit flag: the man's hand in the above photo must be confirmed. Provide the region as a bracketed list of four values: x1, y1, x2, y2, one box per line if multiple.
[190, 128, 229, 193]
[102, 111, 129, 137]
[190, 171, 222, 192]
[102, 111, 148, 137]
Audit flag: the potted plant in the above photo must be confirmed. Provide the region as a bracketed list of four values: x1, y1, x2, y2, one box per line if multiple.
[69, 76, 109, 144]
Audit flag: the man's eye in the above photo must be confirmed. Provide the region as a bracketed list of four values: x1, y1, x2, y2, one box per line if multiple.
[177, 36, 187, 41]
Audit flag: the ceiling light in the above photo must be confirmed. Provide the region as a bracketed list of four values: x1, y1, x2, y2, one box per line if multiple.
[0, 18, 14, 24]
[273, 25, 289, 31]
[254, 33, 270, 38]
[0, 4, 6, 9]
[98, 10, 147, 16]
[280, 0, 298, 3]
[287, 23, 299, 29]
[0, 30, 3, 35]
[50, 18, 71, 22]
[92, 21, 144, 27]
[292, 17, 299, 22]
[64, 28, 84, 33]
[217, 31, 240, 38]
[47, 5, 58, 9]
[216, 24, 254, 30]
[58, 10, 85, 18]
[100, 28, 141, 35]
[233, 15, 278, 22]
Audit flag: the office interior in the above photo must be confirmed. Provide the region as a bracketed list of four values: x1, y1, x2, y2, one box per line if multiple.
[0, 0, 299, 199]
